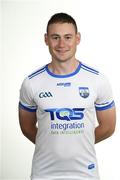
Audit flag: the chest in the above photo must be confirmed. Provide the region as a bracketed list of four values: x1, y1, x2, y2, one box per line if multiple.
[33, 80, 97, 110]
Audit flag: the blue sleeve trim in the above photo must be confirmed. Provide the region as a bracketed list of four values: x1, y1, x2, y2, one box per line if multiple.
[95, 100, 115, 111]
[19, 102, 37, 112]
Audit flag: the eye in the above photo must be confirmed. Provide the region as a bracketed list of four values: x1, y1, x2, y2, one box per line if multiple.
[52, 36, 60, 40]
[65, 36, 72, 40]
[53, 37, 58, 40]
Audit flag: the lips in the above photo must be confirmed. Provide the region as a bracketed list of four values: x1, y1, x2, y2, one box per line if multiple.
[56, 50, 69, 53]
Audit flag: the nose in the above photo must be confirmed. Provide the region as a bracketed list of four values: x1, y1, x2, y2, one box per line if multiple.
[58, 38, 65, 47]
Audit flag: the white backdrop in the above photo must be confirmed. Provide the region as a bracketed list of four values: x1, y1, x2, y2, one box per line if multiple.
[1, 0, 120, 179]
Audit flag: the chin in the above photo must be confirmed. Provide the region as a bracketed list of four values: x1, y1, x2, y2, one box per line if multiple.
[54, 55, 73, 62]
[56, 58, 71, 63]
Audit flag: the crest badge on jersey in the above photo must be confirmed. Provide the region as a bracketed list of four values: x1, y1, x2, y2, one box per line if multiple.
[79, 87, 89, 98]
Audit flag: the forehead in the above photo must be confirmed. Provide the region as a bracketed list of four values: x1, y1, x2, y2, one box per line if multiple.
[47, 23, 76, 35]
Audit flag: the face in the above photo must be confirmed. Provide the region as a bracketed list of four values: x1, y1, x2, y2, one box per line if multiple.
[45, 23, 81, 63]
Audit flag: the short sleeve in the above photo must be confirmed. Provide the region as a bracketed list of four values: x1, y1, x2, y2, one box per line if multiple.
[19, 77, 37, 112]
[95, 74, 115, 111]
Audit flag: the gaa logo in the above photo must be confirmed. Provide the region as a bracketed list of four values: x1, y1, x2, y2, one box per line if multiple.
[39, 92, 53, 98]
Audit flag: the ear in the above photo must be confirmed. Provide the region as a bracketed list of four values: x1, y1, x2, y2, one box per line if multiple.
[76, 32, 81, 45]
[44, 33, 48, 45]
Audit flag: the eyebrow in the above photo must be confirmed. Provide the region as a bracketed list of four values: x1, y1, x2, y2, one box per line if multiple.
[50, 34, 73, 37]
[50, 34, 60, 37]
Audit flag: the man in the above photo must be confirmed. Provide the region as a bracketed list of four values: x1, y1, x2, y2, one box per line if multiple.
[19, 13, 116, 180]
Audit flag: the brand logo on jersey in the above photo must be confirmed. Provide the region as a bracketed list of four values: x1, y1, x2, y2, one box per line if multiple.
[45, 108, 85, 121]
[88, 163, 95, 170]
[57, 82, 71, 87]
[39, 92, 53, 98]
[79, 87, 89, 98]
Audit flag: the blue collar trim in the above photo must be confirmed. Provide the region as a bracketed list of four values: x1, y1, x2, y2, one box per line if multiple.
[45, 62, 81, 78]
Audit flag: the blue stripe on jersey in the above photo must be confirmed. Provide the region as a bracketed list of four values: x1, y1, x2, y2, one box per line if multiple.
[95, 100, 115, 111]
[28, 66, 46, 79]
[81, 64, 99, 75]
[19, 102, 37, 112]
[29, 69, 46, 79]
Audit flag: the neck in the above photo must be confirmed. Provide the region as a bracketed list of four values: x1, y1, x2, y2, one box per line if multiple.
[48, 59, 80, 75]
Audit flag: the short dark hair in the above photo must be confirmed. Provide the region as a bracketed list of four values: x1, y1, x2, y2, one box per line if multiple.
[47, 13, 78, 34]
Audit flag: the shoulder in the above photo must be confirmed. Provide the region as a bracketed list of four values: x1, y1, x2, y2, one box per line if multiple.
[80, 62, 112, 90]
[80, 62, 99, 75]
[80, 62, 108, 80]
[21, 65, 47, 90]
[28, 65, 47, 80]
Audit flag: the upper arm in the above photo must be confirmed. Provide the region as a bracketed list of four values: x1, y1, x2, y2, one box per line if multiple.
[95, 73, 116, 131]
[19, 77, 37, 130]
[19, 107, 37, 132]
[96, 106, 116, 132]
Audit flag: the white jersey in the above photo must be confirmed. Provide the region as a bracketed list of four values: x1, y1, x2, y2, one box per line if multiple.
[19, 62, 115, 180]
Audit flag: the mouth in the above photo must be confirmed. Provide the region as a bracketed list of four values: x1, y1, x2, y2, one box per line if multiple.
[56, 50, 69, 53]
